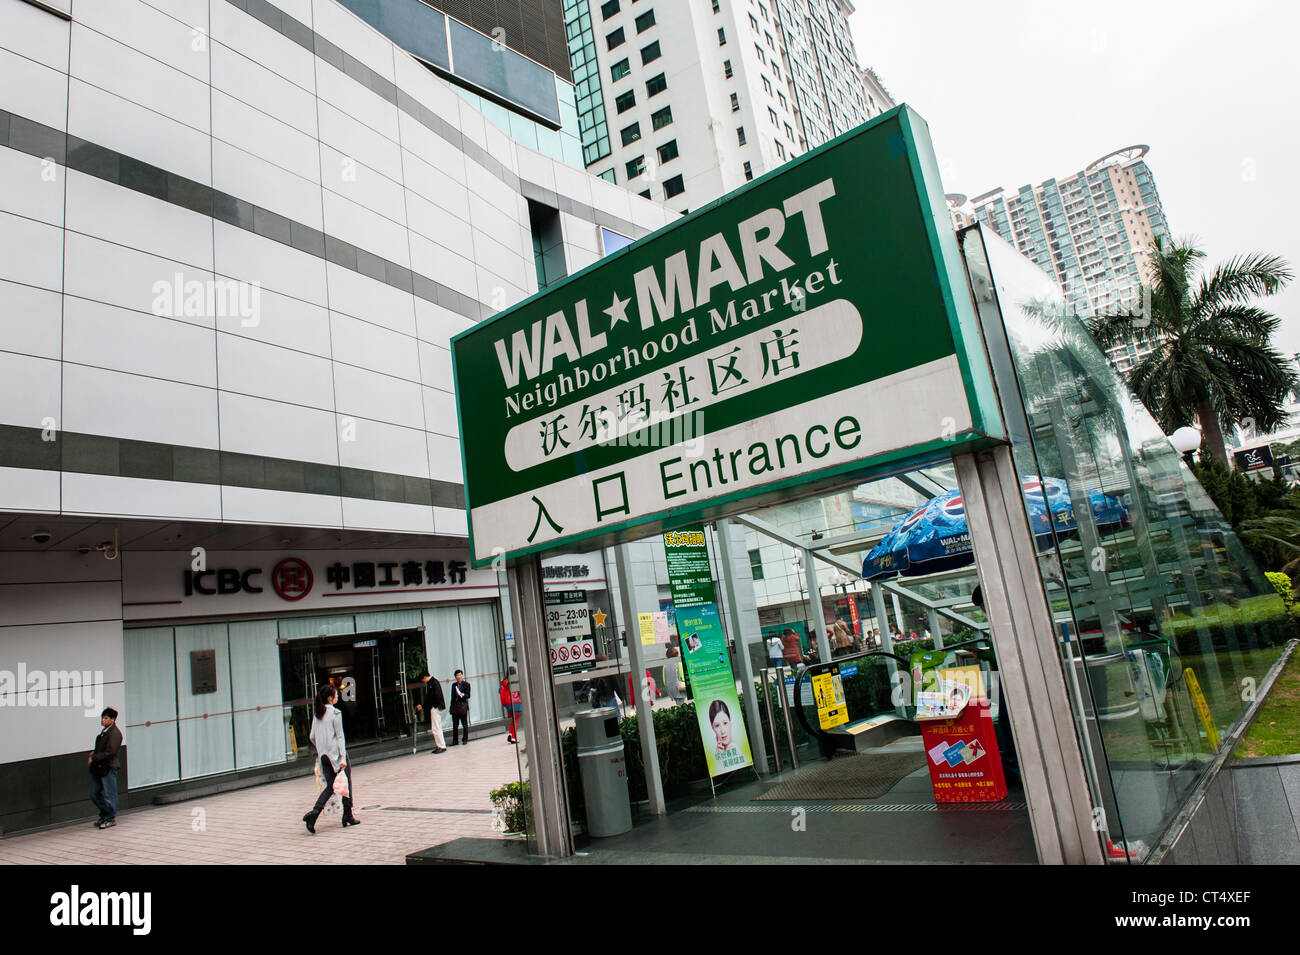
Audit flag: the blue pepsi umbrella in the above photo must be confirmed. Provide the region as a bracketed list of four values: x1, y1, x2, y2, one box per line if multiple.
[862, 476, 1128, 580]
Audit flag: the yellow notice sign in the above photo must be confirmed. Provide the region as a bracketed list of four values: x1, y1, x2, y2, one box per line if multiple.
[812, 671, 848, 729]
[637, 612, 657, 646]
[1184, 668, 1221, 751]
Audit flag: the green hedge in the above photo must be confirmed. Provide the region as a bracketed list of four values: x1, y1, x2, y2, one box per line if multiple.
[1164, 592, 1295, 655]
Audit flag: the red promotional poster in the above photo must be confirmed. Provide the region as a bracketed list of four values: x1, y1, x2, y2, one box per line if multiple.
[919, 697, 1007, 804]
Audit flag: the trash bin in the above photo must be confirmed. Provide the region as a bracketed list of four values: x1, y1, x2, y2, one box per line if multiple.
[575, 707, 632, 837]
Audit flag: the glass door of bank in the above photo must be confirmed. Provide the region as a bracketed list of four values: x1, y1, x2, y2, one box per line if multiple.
[280, 628, 419, 757]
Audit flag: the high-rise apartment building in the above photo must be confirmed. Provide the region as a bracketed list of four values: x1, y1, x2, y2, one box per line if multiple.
[968, 145, 1170, 374]
[568, 0, 891, 212]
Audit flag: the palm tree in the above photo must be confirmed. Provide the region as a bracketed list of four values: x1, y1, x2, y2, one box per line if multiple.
[1085, 236, 1295, 466]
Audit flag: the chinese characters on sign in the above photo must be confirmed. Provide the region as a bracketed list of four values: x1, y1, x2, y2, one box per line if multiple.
[453, 107, 1004, 566]
[323, 559, 468, 591]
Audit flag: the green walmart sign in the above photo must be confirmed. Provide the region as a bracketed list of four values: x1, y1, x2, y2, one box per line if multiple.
[452, 106, 1004, 565]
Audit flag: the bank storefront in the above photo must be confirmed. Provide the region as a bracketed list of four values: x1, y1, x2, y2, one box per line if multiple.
[120, 550, 506, 789]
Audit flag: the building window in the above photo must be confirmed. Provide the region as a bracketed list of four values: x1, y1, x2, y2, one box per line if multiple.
[620, 122, 641, 146]
[743, 160, 753, 181]
[606, 27, 625, 49]
[651, 105, 673, 129]
[611, 57, 631, 81]
[775, 140, 785, 159]
[600, 0, 619, 18]
[640, 40, 661, 64]
[639, 188, 651, 199]
[664, 174, 685, 198]
[626, 155, 646, 179]
[736, 126, 746, 145]
[748, 548, 763, 579]
[730, 92, 740, 111]
[615, 89, 636, 112]
[635, 9, 655, 32]
[657, 139, 679, 163]
[711, 0, 719, 11]
[768, 107, 778, 126]
[762, 75, 772, 94]
[598, 168, 617, 183]
[748, 13, 758, 30]
[777, 91, 786, 109]
[784, 122, 793, 140]
[723, 59, 733, 79]
[765, 31, 774, 48]
[646, 72, 667, 96]
[717, 26, 726, 44]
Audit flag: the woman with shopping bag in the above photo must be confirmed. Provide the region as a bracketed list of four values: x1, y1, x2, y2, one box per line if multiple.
[302, 685, 360, 833]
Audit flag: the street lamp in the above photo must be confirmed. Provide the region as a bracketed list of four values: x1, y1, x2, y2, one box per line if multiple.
[1169, 426, 1201, 456]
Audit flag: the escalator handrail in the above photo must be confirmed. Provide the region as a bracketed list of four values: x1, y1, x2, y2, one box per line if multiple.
[788, 648, 914, 748]
[788, 639, 1000, 747]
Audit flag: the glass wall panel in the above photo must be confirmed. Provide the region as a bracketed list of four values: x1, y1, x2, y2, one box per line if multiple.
[422, 606, 462, 734]
[966, 225, 1290, 858]
[449, 19, 562, 125]
[354, 609, 423, 632]
[277, 614, 356, 640]
[228, 620, 285, 771]
[174, 623, 235, 779]
[458, 603, 504, 726]
[122, 627, 179, 787]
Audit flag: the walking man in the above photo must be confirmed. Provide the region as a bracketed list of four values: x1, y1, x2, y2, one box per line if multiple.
[88, 707, 123, 829]
[449, 669, 471, 745]
[415, 671, 448, 754]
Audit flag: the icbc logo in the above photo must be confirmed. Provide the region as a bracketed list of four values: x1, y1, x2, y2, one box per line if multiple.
[272, 558, 313, 601]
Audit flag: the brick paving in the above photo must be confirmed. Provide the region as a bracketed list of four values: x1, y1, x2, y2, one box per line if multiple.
[0, 733, 523, 865]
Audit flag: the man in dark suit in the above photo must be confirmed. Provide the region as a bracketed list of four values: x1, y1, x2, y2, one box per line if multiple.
[448, 670, 472, 745]
[415, 671, 447, 754]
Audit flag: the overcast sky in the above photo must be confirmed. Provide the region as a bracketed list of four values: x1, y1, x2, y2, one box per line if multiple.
[850, 0, 1300, 352]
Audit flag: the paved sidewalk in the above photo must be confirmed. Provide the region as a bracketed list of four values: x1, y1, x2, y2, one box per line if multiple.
[0, 734, 523, 865]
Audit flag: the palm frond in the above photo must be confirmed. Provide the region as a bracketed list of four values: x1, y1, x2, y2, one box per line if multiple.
[1194, 253, 1294, 315]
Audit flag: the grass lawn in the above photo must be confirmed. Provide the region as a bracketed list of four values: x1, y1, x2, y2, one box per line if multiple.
[1235, 646, 1300, 759]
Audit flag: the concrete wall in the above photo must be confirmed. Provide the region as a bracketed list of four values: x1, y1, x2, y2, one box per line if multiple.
[0, 0, 676, 536]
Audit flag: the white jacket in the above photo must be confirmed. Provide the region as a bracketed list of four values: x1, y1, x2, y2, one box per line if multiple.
[309, 704, 348, 768]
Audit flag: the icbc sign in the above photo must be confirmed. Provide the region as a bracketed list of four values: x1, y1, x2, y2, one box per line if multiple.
[181, 557, 314, 601]
[271, 558, 313, 601]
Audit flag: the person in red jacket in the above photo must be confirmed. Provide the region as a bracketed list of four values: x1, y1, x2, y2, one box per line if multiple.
[499, 667, 520, 744]
[780, 627, 804, 666]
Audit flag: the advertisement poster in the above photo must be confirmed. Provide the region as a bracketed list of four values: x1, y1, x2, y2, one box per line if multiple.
[664, 527, 754, 777]
[813, 668, 849, 729]
[917, 663, 1005, 803]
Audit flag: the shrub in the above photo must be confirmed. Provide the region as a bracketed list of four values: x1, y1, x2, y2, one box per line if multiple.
[1266, 571, 1294, 606]
[489, 780, 529, 834]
